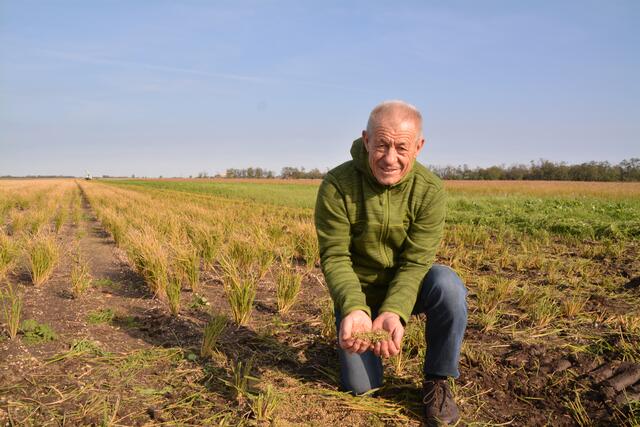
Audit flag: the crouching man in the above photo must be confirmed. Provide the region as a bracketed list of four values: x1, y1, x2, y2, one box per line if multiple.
[314, 100, 467, 426]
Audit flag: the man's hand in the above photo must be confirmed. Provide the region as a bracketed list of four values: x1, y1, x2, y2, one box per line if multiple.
[371, 312, 404, 358]
[339, 309, 373, 354]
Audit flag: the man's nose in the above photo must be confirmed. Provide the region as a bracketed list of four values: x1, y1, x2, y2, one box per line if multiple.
[382, 147, 398, 164]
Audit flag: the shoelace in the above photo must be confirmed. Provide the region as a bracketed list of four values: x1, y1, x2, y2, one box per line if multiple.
[423, 380, 450, 411]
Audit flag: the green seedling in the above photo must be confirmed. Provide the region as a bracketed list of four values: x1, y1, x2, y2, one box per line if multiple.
[189, 293, 210, 310]
[87, 308, 115, 324]
[201, 314, 227, 358]
[223, 358, 257, 403]
[250, 385, 280, 423]
[20, 319, 57, 344]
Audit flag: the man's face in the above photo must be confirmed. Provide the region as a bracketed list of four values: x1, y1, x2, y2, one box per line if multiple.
[363, 115, 424, 186]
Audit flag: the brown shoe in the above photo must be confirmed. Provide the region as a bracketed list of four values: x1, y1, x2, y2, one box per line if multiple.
[422, 379, 460, 426]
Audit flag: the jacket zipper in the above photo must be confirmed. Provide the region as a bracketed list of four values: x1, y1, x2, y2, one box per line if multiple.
[381, 188, 391, 267]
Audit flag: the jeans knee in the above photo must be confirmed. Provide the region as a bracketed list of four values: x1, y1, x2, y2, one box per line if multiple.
[346, 380, 380, 396]
[341, 365, 383, 395]
[426, 265, 467, 311]
[339, 349, 383, 396]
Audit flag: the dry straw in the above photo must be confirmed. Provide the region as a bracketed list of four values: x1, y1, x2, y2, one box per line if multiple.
[352, 330, 390, 343]
[27, 233, 59, 286]
[125, 228, 169, 298]
[275, 266, 302, 314]
[71, 248, 92, 298]
[165, 273, 182, 316]
[1, 283, 23, 339]
[0, 234, 17, 279]
[172, 241, 201, 293]
[219, 254, 258, 325]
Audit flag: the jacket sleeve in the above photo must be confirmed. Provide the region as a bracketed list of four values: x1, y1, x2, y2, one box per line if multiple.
[314, 175, 371, 318]
[379, 185, 446, 324]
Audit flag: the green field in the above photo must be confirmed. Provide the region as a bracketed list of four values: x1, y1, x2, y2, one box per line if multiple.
[109, 178, 640, 241]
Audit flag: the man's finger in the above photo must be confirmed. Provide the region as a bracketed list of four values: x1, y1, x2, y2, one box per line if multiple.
[339, 335, 353, 350]
[391, 327, 404, 350]
[341, 338, 356, 351]
[387, 336, 399, 354]
[380, 340, 390, 358]
[373, 341, 381, 357]
[388, 340, 400, 356]
[340, 319, 352, 343]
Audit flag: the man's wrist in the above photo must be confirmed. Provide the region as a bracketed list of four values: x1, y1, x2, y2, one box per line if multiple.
[342, 305, 372, 318]
[379, 311, 400, 320]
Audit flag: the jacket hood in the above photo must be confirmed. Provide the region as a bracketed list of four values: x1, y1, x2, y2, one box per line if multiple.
[350, 137, 416, 190]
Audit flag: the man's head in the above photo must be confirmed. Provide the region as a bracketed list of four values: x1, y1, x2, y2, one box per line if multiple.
[362, 100, 425, 186]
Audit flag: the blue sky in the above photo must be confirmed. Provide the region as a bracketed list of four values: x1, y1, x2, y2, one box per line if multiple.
[1, 1, 638, 177]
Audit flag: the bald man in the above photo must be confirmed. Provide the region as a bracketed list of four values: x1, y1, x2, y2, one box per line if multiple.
[315, 100, 467, 426]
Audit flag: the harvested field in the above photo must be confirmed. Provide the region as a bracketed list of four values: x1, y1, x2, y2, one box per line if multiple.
[1, 178, 639, 426]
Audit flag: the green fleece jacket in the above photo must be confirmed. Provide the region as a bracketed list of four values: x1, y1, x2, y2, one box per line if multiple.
[314, 138, 446, 324]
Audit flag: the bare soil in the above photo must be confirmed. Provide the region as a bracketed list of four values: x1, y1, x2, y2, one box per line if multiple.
[1, 196, 639, 426]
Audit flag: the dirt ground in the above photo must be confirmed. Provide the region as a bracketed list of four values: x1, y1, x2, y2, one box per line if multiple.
[1, 194, 639, 426]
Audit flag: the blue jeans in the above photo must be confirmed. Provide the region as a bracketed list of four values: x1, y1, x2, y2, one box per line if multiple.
[334, 264, 468, 395]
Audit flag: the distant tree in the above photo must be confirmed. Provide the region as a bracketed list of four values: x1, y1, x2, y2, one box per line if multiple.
[280, 167, 325, 179]
[224, 167, 275, 179]
[428, 158, 640, 182]
[620, 158, 640, 181]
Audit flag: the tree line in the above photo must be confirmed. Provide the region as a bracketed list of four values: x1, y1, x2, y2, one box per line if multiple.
[428, 158, 640, 181]
[191, 158, 640, 182]
[196, 167, 325, 179]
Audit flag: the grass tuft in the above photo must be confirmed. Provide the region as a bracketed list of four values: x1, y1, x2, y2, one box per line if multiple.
[87, 308, 115, 324]
[0, 234, 17, 279]
[1, 283, 23, 339]
[71, 249, 92, 298]
[250, 385, 280, 423]
[201, 314, 227, 358]
[220, 256, 257, 325]
[26, 233, 59, 286]
[275, 266, 302, 314]
[224, 358, 257, 403]
[172, 241, 201, 292]
[125, 228, 169, 297]
[165, 273, 182, 316]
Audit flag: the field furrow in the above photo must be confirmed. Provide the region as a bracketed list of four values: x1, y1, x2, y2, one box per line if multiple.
[1, 178, 639, 426]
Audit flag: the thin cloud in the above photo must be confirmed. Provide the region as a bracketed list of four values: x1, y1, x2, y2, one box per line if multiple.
[36, 48, 367, 92]
[37, 48, 268, 83]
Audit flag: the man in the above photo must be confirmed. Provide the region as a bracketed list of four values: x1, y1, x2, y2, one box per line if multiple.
[314, 100, 467, 426]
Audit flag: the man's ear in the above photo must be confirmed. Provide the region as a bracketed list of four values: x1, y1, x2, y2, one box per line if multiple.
[362, 130, 370, 152]
[415, 137, 425, 157]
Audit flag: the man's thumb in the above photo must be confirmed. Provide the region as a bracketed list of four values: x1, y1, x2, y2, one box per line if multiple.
[340, 319, 352, 342]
